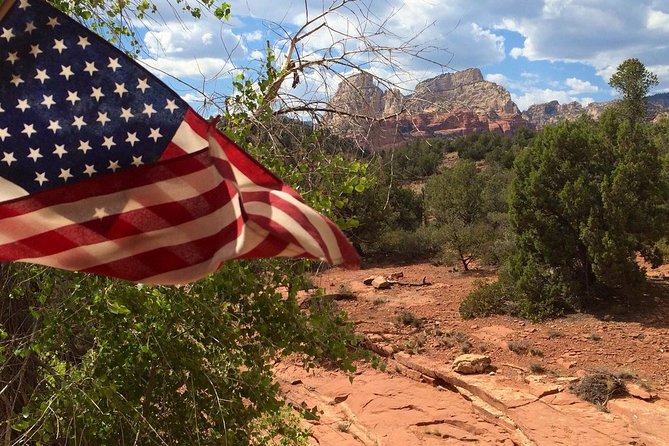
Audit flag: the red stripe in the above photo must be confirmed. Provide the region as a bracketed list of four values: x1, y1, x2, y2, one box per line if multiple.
[0, 149, 212, 219]
[0, 183, 230, 260]
[81, 214, 245, 282]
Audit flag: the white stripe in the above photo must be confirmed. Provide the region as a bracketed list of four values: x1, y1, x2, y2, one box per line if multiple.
[18, 194, 243, 273]
[0, 166, 221, 245]
[0, 176, 28, 203]
[172, 119, 208, 154]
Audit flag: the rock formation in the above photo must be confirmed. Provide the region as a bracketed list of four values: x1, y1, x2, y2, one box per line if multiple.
[324, 69, 529, 150]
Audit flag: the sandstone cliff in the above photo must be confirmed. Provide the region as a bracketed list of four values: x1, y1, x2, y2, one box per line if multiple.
[324, 69, 529, 150]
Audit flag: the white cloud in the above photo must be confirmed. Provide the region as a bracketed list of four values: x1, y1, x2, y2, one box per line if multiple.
[485, 73, 510, 86]
[565, 77, 599, 94]
[648, 10, 669, 32]
[139, 57, 235, 80]
[244, 30, 263, 42]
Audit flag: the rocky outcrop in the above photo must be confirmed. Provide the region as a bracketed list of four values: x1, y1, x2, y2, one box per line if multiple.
[522, 100, 611, 129]
[324, 69, 529, 150]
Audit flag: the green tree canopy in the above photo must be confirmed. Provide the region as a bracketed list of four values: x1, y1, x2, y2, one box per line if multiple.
[609, 58, 659, 121]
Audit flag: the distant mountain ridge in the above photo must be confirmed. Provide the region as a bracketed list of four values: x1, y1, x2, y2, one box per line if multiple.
[325, 69, 669, 149]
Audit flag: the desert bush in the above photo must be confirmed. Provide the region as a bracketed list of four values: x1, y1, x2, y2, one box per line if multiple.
[459, 280, 515, 319]
[571, 372, 628, 409]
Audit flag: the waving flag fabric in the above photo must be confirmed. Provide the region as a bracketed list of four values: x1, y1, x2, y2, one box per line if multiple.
[0, 0, 359, 284]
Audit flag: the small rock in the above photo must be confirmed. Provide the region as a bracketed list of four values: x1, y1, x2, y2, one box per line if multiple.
[470, 324, 479, 330]
[362, 276, 375, 285]
[389, 271, 404, 280]
[371, 276, 392, 289]
[627, 383, 653, 401]
[452, 354, 491, 374]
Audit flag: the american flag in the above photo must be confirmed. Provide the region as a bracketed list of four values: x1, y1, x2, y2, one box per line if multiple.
[0, 0, 359, 284]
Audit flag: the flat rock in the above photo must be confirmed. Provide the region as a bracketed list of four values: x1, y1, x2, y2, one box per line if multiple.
[453, 354, 491, 374]
[371, 276, 392, 289]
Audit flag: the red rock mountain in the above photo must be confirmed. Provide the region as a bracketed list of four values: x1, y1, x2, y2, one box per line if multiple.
[324, 68, 529, 150]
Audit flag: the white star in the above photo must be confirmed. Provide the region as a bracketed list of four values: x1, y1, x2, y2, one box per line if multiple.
[0, 103, 4, 112]
[96, 112, 111, 126]
[119, 107, 134, 122]
[126, 132, 140, 147]
[0, 128, 10, 141]
[60, 65, 74, 80]
[83, 164, 97, 177]
[165, 99, 179, 113]
[131, 156, 144, 167]
[34, 69, 50, 84]
[83, 61, 98, 76]
[53, 39, 67, 53]
[142, 103, 157, 118]
[1, 27, 15, 42]
[107, 160, 120, 172]
[16, 99, 30, 112]
[102, 136, 116, 150]
[78, 140, 92, 153]
[59, 168, 73, 182]
[41, 95, 56, 109]
[27, 148, 42, 162]
[25, 21, 36, 34]
[47, 17, 60, 28]
[93, 207, 108, 219]
[47, 120, 62, 133]
[53, 144, 67, 158]
[2, 152, 16, 165]
[21, 124, 36, 138]
[137, 78, 150, 93]
[108, 58, 122, 72]
[6, 52, 18, 64]
[29, 44, 42, 58]
[148, 128, 163, 142]
[77, 35, 91, 49]
[18, 0, 30, 10]
[34, 172, 48, 186]
[90, 87, 105, 101]
[114, 83, 128, 97]
[66, 91, 80, 105]
[72, 116, 87, 130]
[10, 75, 24, 87]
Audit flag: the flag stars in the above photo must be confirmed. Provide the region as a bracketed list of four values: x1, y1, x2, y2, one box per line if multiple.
[25, 21, 36, 34]
[34, 69, 50, 84]
[6, 52, 19, 64]
[2, 152, 16, 165]
[53, 144, 67, 158]
[93, 207, 108, 219]
[16, 99, 30, 112]
[10, 75, 24, 87]
[21, 124, 36, 138]
[1, 27, 15, 42]
[77, 36, 91, 49]
[59, 168, 73, 182]
[66, 91, 80, 105]
[107, 160, 120, 172]
[148, 128, 163, 142]
[34, 172, 48, 186]
[165, 99, 179, 113]
[90, 87, 105, 101]
[83, 164, 97, 177]
[102, 136, 116, 150]
[47, 120, 62, 134]
[60, 65, 74, 80]
[27, 148, 42, 162]
[41, 95, 56, 109]
[78, 140, 92, 154]
[96, 112, 111, 126]
[53, 39, 68, 53]
[137, 78, 150, 93]
[83, 61, 98, 76]
[29, 44, 42, 58]
[18, 0, 31, 10]
[120, 107, 134, 122]
[0, 128, 10, 141]
[114, 83, 128, 97]
[108, 57, 121, 72]
[126, 132, 140, 147]
[142, 103, 157, 117]
[72, 116, 87, 130]
[131, 156, 144, 167]
[47, 17, 60, 28]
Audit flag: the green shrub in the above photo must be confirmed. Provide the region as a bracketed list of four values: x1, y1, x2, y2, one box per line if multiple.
[459, 280, 515, 319]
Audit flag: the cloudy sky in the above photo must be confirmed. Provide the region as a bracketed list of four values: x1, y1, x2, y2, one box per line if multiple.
[135, 0, 669, 113]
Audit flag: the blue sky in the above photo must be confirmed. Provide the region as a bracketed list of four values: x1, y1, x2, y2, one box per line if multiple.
[134, 0, 669, 113]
